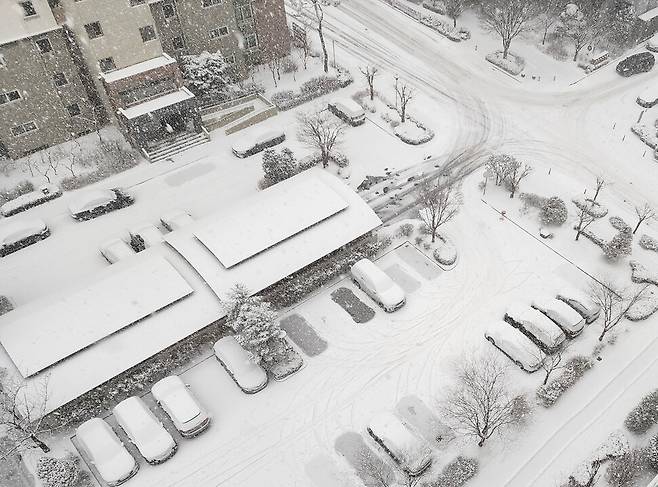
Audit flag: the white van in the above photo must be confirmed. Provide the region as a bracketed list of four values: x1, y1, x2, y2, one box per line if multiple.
[328, 98, 366, 126]
[213, 336, 268, 394]
[351, 258, 405, 312]
[367, 412, 432, 476]
[231, 129, 286, 158]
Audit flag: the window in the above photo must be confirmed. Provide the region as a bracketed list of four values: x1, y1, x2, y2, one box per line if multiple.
[0, 90, 21, 105]
[66, 103, 81, 117]
[236, 4, 253, 21]
[11, 121, 38, 137]
[245, 33, 258, 49]
[140, 25, 156, 42]
[53, 72, 68, 87]
[35, 38, 52, 54]
[209, 26, 229, 39]
[84, 21, 103, 39]
[98, 57, 116, 72]
[172, 36, 185, 50]
[201, 0, 221, 7]
[162, 3, 176, 18]
[129, 0, 146, 5]
[20, 1, 37, 17]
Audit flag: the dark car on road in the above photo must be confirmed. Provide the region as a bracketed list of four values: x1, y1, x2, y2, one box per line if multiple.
[616, 52, 655, 77]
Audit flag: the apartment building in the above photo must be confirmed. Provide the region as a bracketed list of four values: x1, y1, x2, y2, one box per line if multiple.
[1, 0, 290, 159]
[0, 0, 99, 159]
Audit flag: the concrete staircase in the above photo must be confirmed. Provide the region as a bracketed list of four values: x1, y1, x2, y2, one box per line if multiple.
[142, 130, 209, 163]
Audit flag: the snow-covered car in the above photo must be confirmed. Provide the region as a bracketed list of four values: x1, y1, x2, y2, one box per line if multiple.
[637, 85, 658, 108]
[99, 238, 135, 264]
[504, 304, 566, 353]
[160, 209, 194, 232]
[367, 412, 432, 476]
[151, 376, 211, 437]
[113, 396, 177, 464]
[129, 223, 163, 249]
[76, 418, 138, 486]
[0, 217, 50, 257]
[68, 188, 134, 221]
[616, 52, 655, 77]
[231, 129, 285, 158]
[0, 184, 62, 217]
[328, 98, 366, 126]
[351, 258, 406, 312]
[648, 34, 658, 52]
[531, 296, 585, 338]
[556, 288, 601, 324]
[484, 321, 545, 372]
[213, 336, 268, 394]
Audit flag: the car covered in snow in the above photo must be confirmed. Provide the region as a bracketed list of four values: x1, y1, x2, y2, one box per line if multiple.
[76, 418, 138, 486]
[129, 223, 163, 249]
[99, 238, 135, 264]
[531, 296, 585, 338]
[113, 396, 177, 464]
[351, 258, 406, 312]
[616, 52, 655, 77]
[328, 98, 366, 126]
[213, 336, 268, 394]
[160, 209, 194, 232]
[637, 85, 658, 108]
[0, 217, 50, 257]
[556, 288, 601, 324]
[151, 376, 211, 437]
[484, 320, 545, 372]
[367, 412, 432, 476]
[231, 129, 285, 158]
[504, 304, 566, 353]
[68, 188, 134, 221]
[648, 34, 658, 52]
[0, 184, 62, 217]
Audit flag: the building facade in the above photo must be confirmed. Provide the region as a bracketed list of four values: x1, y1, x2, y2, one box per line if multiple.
[1, 0, 290, 159]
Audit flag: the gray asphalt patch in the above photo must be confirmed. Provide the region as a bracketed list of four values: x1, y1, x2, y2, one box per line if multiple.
[396, 243, 442, 280]
[384, 263, 421, 294]
[330, 287, 375, 323]
[280, 314, 328, 357]
[334, 431, 395, 484]
[395, 395, 454, 448]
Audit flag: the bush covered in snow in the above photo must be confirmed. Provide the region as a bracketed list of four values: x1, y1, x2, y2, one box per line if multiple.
[271, 71, 353, 111]
[431, 456, 479, 487]
[260, 148, 300, 189]
[537, 356, 593, 407]
[519, 192, 548, 209]
[640, 234, 658, 252]
[420, 13, 470, 41]
[540, 196, 568, 226]
[398, 222, 415, 237]
[626, 286, 658, 321]
[609, 216, 632, 233]
[423, 0, 446, 14]
[485, 51, 525, 75]
[624, 389, 658, 434]
[36, 454, 90, 487]
[629, 260, 658, 286]
[572, 197, 609, 218]
[60, 142, 139, 191]
[631, 124, 658, 150]
[180, 50, 241, 101]
[0, 180, 34, 206]
[433, 234, 458, 266]
[647, 434, 658, 470]
[603, 231, 633, 261]
[606, 450, 645, 487]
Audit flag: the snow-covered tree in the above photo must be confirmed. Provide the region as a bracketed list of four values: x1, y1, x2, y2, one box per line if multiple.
[297, 110, 344, 168]
[261, 148, 299, 188]
[480, 0, 537, 59]
[415, 178, 462, 243]
[634, 203, 655, 234]
[589, 280, 648, 342]
[445, 0, 466, 27]
[540, 196, 568, 226]
[574, 201, 596, 241]
[180, 51, 239, 98]
[504, 159, 532, 198]
[606, 1, 637, 49]
[535, 0, 563, 44]
[603, 231, 632, 261]
[557, 3, 603, 62]
[485, 153, 516, 186]
[359, 65, 378, 101]
[309, 0, 329, 73]
[395, 80, 414, 123]
[232, 297, 287, 365]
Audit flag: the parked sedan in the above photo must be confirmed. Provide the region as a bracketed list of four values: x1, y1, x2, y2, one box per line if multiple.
[68, 188, 133, 221]
[76, 418, 138, 486]
[484, 321, 545, 372]
[113, 397, 177, 464]
[351, 258, 406, 312]
[152, 376, 211, 437]
[213, 336, 268, 394]
[0, 217, 50, 257]
[616, 52, 655, 77]
[556, 288, 601, 324]
[504, 304, 566, 353]
[531, 296, 585, 338]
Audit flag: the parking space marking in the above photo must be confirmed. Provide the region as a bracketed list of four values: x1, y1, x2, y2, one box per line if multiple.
[383, 263, 422, 294]
[394, 242, 443, 281]
[280, 313, 328, 357]
[330, 287, 376, 324]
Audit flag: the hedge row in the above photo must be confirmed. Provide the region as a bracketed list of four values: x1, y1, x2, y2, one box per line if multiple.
[625, 389, 658, 434]
[270, 72, 354, 111]
[537, 356, 593, 407]
[430, 456, 479, 487]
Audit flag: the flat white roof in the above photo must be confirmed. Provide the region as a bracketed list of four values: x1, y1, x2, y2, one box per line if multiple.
[640, 6, 658, 21]
[0, 255, 193, 377]
[166, 169, 382, 300]
[100, 54, 176, 83]
[118, 87, 195, 120]
[194, 177, 348, 268]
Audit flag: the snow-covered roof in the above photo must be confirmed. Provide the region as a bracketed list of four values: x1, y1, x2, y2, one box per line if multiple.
[0, 255, 193, 377]
[118, 87, 195, 120]
[194, 176, 348, 268]
[100, 54, 176, 83]
[0, 0, 60, 45]
[0, 218, 47, 247]
[165, 169, 382, 299]
[639, 6, 658, 21]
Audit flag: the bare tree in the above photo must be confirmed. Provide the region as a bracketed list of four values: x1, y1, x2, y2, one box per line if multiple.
[416, 178, 462, 243]
[395, 81, 414, 123]
[356, 448, 395, 487]
[634, 203, 655, 234]
[293, 27, 312, 70]
[445, 0, 466, 27]
[574, 203, 596, 241]
[589, 281, 648, 342]
[481, 0, 537, 59]
[360, 66, 378, 101]
[592, 176, 605, 202]
[538, 341, 571, 385]
[0, 370, 54, 458]
[309, 0, 329, 73]
[297, 110, 344, 168]
[440, 353, 531, 447]
[564, 460, 602, 487]
[535, 0, 562, 44]
[505, 159, 532, 198]
[266, 57, 282, 86]
[557, 3, 604, 62]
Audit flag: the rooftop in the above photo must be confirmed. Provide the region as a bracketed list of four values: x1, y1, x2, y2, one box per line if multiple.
[0, 0, 59, 45]
[118, 87, 195, 120]
[100, 54, 177, 84]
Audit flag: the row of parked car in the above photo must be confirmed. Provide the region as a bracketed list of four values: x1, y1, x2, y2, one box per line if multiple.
[484, 288, 601, 372]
